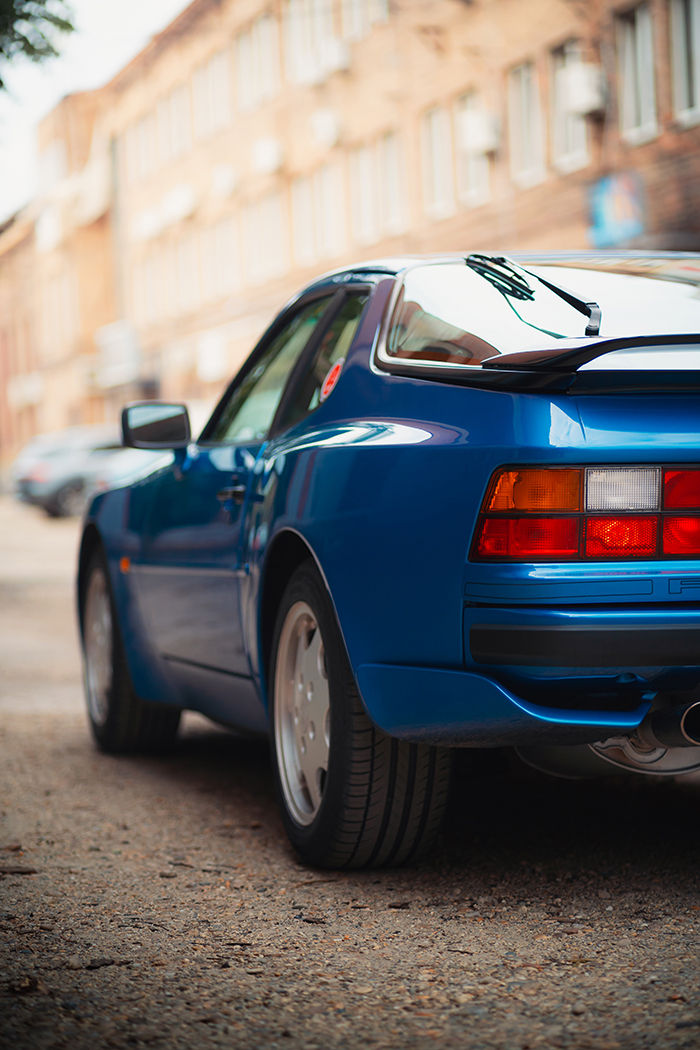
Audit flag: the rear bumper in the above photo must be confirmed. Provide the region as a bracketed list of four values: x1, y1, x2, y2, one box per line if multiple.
[355, 663, 651, 746]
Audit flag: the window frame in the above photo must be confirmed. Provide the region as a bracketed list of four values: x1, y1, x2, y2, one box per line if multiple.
[550, 39, 589, 173]
[671, 0, 700, 123]
[508, 60, 546, 187]
[616, 2, 658, 143]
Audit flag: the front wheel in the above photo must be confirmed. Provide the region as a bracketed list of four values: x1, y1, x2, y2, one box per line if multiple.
[270, 561, 451, 868]
[81, 550, 180, 752]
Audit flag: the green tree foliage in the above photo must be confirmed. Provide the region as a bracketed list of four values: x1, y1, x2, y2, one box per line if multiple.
[0, 0, 74, 88]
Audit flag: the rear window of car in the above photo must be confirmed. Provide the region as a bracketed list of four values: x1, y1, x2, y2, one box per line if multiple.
[382, 260, 700, 368]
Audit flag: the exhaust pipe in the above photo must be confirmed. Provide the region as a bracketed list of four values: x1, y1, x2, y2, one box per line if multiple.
[642, 701, 700, 750]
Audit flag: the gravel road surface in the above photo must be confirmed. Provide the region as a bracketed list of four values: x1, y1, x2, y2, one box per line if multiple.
[1, 495, 698, 1050]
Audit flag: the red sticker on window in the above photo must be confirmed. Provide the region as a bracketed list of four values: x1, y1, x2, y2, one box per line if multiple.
[320, 359, 344, 402]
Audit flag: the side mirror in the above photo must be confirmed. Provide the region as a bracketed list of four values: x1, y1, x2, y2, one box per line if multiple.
[122, 402, 191, 449]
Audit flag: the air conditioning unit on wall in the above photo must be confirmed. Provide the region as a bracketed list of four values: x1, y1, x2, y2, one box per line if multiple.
[561, 63, 607, 117]
[458, 108, 501, 155]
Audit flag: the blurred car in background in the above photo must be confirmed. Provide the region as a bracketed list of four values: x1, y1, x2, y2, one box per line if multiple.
[12, 424, 121, 517]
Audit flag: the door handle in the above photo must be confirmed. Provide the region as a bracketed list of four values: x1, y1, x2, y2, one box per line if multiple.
[217, 485, 247, 505]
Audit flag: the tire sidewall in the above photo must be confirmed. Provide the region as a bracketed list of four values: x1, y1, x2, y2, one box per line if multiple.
[269, 561, 357, 865]
[80, 551, 130, 749]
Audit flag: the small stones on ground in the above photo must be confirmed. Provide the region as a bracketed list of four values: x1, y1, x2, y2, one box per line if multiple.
[8, 975, 48, 995]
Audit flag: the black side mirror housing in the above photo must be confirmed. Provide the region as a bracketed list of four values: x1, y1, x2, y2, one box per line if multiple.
[122, 402, 191, 449]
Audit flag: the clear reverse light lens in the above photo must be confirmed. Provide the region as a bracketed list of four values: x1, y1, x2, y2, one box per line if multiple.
[585, 467, 661, 511]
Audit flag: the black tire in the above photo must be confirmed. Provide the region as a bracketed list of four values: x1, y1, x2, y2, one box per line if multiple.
[269, 560, 451, 869]
[80, 549, 180, 753]
[52, 482, 86, 518]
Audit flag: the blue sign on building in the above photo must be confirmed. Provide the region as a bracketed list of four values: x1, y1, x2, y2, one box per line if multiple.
[588, 172, 646, 248]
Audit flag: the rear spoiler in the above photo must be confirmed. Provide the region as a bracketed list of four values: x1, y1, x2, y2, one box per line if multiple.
[481, 333, 700, 394]
[380, 334, 700, 394]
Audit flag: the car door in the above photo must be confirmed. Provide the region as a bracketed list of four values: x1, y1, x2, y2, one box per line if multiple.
[133, 292, 338, 693]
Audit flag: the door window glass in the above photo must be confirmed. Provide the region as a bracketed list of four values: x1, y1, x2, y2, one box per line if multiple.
[208, 296, 332, 444]
[278, 291, 368, 430]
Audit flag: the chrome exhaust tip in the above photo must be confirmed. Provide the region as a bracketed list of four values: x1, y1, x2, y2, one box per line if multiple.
[644, 701, 700, 750]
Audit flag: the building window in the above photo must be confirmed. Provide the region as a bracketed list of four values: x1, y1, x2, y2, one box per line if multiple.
[125, 112, 158, 184]
[349, 144, 379, 243]
[377, 131, 406, 234]
[193, 50, 232, 139]
[671, 0, 700, 120]
[315, 161, 346, 257]
[243, 193, 289, 284]
[291, 163, 346, 264]
[421, 106, 455, 217]
[342, 0, 388, 41]
[617, 4, 657, 141]
[508, 61, 545, 186]
[176, 233, 201, 313]
[285, 0, 338, 84]
[292, 162, 347, 264]
[236, 14, 280, 111]
[551, 41, 589, 171]
[455, 93, 492, 206]
[291, 176, 316, 264]
[157, 85, 192, 164]
[349, 133, 406, 244]
[201, 217, 239, 301]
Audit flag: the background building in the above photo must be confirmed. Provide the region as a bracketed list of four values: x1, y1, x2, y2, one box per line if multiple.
[2, 0, 700, 472]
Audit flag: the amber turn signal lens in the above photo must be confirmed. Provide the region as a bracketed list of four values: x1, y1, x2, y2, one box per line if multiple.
[485, 468, 581, 512]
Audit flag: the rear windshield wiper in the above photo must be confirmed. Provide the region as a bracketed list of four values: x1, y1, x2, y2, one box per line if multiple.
[466, 253, 602, 337]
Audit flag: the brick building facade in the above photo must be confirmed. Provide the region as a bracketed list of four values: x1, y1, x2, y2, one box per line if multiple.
[1, 0, 700, 471]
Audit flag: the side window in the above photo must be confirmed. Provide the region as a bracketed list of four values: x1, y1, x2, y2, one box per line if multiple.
[208, 296, 333, 444]
[277, 291, 368, 431]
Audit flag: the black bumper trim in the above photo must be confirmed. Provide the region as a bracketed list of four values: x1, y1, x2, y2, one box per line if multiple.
[471, 624, 700, 667]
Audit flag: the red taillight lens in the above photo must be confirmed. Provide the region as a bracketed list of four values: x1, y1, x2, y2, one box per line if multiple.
[663, 516, 700, 555]
[585, 516, 657, 557]
[475, 517, 580, 558]
[664, 470, 700, 509]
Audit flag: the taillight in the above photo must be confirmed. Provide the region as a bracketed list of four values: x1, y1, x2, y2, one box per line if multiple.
[585, 516, 657, 558]
[472, 466, 700, 561]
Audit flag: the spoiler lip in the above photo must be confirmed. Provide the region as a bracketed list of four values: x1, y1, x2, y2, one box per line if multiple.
[480, 332, 700, 372]
[379, 331, 700, 394]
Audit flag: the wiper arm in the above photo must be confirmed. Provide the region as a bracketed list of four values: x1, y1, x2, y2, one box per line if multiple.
[466, 253, 602, 337]
[466, 253, 535, 301]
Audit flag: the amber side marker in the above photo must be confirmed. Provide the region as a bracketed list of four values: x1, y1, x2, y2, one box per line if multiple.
[119, 557, 131, 574]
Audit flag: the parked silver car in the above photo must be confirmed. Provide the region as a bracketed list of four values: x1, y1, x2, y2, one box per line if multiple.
[12, 425, 121, 517]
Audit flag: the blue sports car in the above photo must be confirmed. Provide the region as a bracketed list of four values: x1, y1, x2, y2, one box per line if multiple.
[78, 252, 700, 868]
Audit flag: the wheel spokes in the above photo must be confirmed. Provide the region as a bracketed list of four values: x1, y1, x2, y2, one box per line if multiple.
[275, 602, 331, 826]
